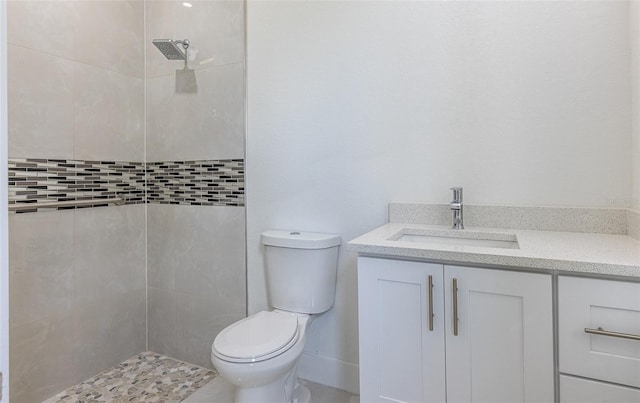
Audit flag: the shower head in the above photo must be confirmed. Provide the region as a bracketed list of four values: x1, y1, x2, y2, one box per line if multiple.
[152, 39, 189, 61]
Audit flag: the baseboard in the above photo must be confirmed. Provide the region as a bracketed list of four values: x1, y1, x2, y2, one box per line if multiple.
[298, 351, 359, 395]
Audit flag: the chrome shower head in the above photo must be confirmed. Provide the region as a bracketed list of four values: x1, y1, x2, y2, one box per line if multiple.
[152, 39, 189, 61]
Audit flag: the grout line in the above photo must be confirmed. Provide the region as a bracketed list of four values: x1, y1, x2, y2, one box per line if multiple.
[143, 0, 149, 353]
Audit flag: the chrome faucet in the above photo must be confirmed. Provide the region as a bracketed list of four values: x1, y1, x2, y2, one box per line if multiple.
[450, 187, 464, 230]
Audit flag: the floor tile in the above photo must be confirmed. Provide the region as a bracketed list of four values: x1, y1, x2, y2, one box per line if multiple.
[43, 351, 216, 402]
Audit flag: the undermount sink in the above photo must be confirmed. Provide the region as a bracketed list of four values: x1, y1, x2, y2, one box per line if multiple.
[389, 229, 520, 249]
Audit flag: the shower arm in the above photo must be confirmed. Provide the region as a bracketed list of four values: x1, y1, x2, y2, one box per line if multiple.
[174, 39, 190, 50]
[176, 39, 190, 68]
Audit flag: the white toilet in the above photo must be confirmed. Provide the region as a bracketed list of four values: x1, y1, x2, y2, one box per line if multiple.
[211, 230, 341, 403]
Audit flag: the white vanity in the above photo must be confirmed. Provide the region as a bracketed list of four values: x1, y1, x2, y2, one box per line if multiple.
[349, 203, 640, 403]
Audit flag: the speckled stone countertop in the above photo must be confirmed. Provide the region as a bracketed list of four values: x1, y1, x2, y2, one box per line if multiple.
[348, 223, 640, 278]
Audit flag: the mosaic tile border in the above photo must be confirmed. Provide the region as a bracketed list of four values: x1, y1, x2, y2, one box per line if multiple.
[8, 158, 146, 213]
[147, 159, 244, 207]
[8, 158, 245, 213]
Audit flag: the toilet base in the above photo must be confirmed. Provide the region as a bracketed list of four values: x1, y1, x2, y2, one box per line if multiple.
[292, 383, 311, 403]
[234, 379, 310, 403]
[233, 365, 310, 403]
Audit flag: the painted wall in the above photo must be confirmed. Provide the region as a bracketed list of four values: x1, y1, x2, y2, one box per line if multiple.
[247, 1, 632, 392]
[6, 2, 146, 401]
[145, 0, 246, 369]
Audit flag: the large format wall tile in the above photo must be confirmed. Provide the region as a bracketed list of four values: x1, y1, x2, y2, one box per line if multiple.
[8, 44, 74, 160]
[173, 206, 245, 299]
[10, 314, 75, 403]
[147, 204, 245, 296]
[144, 0, 182, 79]
[74, 205, 146, 307]
[74, 0, 144, 78]
[147, 205, 178, 291]
[145, 0, 245, 79]
[147, 204, 246, 368]
[73, 63, 144, 161]
[8, 211, 74, 328]
[175, 291, 245, 369]
[73, 205, 146, 387]
[73, 289, 146, 381]
[146, 63, 245, 161]
[7, 0, 75, 59]
[176, 0, 245, 69]
[148, 287, 177, 359]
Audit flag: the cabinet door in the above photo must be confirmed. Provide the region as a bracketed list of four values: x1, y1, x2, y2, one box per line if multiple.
[358, 257, 446, 403]
[444, 266, 553, 403]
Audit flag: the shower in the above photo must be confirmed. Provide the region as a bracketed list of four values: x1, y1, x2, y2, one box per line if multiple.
[6, 1, 246, 400]
[152, 38, 190, 60]
[152, 38, 197, 93]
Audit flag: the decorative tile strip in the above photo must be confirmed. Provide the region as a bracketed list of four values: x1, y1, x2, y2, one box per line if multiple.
[8, 158, 245, 213]
[147, 159, 244, 207]
[8, 158, 146, 213]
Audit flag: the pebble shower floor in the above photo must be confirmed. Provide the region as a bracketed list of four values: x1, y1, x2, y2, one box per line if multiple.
[43, 351, 216, 402]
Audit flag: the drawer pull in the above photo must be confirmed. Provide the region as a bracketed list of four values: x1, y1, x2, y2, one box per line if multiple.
[584, 327, 640, 341]
[428, 275, 434, 331]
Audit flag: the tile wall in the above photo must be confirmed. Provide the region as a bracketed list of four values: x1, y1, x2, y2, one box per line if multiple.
[7, 0, 246, 401]
[7, 1, 147, 402]
[147, 204, 246, 368]
[144, 0, 247, 369]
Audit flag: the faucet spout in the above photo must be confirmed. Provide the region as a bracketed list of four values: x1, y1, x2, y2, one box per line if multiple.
[450, 187, 464, 230]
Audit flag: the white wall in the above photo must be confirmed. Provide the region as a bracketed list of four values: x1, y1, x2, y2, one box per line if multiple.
[632, 0, 640, 209]
[0, 2, 8, 400]
[247, 1, 632, 392]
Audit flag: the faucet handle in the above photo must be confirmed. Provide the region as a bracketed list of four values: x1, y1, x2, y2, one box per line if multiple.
[450, 187, 463, 202]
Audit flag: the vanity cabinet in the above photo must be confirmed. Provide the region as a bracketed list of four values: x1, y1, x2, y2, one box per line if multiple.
[558, 276, 640, 401]
[358, 258, 446, 402]
[358, 257, 554, 403]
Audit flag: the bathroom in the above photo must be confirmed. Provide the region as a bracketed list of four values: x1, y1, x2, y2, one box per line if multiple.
[1, 0, 640, 402]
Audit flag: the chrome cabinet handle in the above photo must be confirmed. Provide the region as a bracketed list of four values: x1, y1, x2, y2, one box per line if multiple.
[585, 327, 640, 341]
[452, 278, 458, 336]
[428, 275, 434, 331]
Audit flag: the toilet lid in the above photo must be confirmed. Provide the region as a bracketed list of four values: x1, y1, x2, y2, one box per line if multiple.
[213, 311, 299, 363]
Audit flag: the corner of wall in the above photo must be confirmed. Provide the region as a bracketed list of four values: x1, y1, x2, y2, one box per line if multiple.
[0, 1, 9, 400]
[631, 0, 640, 209]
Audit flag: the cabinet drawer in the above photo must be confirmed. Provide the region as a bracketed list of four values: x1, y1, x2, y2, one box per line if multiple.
[559, 276, 640, 388]
[560, 375, 640, 402]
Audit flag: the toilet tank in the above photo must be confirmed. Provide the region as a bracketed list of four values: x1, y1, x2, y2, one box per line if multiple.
[261, 230, 341, 314]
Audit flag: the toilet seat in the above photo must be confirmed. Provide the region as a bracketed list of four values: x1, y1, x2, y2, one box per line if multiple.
[213, 311, 300, 363]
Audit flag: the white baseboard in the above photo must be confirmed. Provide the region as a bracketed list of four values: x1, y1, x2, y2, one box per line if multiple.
[298, 351, 359, 395]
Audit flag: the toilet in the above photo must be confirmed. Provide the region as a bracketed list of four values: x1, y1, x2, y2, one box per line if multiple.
[211, 230, 341, 403]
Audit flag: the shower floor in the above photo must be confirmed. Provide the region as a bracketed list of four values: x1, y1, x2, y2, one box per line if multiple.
[43, 351, 216, 402]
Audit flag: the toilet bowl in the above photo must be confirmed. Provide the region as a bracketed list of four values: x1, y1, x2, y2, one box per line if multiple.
[211, 230, 341, 403]
[211, 310, 312, 403]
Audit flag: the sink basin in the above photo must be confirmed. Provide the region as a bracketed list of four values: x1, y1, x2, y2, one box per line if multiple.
[389, 229, 520, 249]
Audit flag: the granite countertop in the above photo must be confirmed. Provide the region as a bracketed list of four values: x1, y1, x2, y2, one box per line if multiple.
[348, 223, 640, 278]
